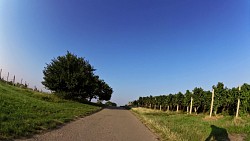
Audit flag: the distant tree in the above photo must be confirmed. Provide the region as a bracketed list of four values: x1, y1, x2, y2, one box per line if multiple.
[149, 95, 153, 108]
[213, 82, 226, 115]
[158, 95, 166, 110]
[132, 100, 138, 106]
[239, 83, 250, 114]
[168, 94, 174, 111]
[144, 96, 151, 108]
[227, 87, 238, 115]
[175, 92, 184, 112]
[96, 100, 103, 105]
[183, 90, 192, 113]
[192, 87, 205, 114]
[105, 101, 117, 107]
[203, 90, 212, 113]
[138, 97, 144, 107]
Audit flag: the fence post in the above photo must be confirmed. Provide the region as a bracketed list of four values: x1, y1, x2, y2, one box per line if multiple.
[13, 75, 15, 85]
[190, 97, 193, 114]
[236, 86, 241, 118]
[7, 72, 9, 82]
[0, 69, 2, 79]
[209, 89, 214, 117]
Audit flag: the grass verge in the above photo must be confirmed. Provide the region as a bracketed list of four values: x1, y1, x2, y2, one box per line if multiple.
[0, 81, 101, 140]
[131, 107, 250, 141]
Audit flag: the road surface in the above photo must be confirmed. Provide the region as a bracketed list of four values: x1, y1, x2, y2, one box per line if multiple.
[17, 107, 159, 141]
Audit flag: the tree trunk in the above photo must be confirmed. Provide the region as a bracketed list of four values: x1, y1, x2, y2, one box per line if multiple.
[150, 104, 151, 109]
[154, 104, 156, 110]
[196, 106, 199, 114]
[187, 106, 189, 114]
[167, 106, 169, 112]
[214, 109, 217, 116]
[222, 106, 226, 113]
[194, 107, 197, 115]
[203, 106, 206, 113]
[177, 104, 179, 112]
[160, 105, 162, 111]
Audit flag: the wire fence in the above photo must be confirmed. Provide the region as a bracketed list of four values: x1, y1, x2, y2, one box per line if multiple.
[0, 68, 43, 92]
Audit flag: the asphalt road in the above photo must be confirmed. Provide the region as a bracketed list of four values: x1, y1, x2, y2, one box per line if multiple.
[17, 107, 159, 141]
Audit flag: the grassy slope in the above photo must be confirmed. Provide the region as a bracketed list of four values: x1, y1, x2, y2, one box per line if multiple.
[0, 81, 101, 140]
[132, 108, 250, 141]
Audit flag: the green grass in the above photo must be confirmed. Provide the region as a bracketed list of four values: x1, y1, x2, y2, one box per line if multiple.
[132, 108, 250, 141]
[0, 81, 101, 140]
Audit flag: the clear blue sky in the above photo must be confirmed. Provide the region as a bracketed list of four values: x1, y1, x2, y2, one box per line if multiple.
[0, 0, 250, 105]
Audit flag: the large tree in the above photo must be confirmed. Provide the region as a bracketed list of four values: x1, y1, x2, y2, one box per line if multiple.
[42, 51, 113, 101]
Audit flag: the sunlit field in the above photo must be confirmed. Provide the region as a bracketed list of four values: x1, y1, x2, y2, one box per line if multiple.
[132, 107, 250, 141]
[0, 81, 101, 140]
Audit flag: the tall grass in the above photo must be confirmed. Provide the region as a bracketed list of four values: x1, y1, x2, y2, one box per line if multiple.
[0, 81, 101, 140]
[132, 107, 250, 141]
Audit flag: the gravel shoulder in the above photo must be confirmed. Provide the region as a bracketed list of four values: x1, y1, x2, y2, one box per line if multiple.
[16, 107, 159, 141]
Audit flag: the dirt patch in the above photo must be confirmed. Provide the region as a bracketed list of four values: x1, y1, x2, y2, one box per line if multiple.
[233, 117, 247, 125]
[203, 115, 224, 121]
[229, 133, 246, 141]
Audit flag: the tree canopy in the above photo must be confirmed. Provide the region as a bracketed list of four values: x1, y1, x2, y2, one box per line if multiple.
[42, 51, 113, 102]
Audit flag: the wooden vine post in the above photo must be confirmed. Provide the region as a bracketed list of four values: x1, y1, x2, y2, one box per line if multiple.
[236, 86, 241, 118]
[209, 89, 214, 117]
[190, 97, 193, 114]
[154, 98, 156, 110]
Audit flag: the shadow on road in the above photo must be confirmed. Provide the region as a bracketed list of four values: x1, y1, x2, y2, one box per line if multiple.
[105, 106, 128, 110]
[205, 125, 230, 141]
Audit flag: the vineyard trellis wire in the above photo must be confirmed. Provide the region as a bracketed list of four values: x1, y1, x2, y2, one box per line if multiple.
[0, 68, 42, 92]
